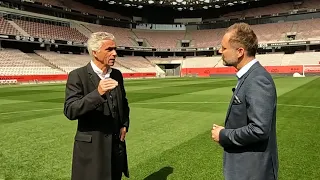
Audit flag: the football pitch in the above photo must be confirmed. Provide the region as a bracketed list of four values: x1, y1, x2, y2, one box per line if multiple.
[0, 77, 319, 180]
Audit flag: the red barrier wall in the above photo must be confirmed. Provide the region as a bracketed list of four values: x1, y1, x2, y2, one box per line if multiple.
[304, 65, 320, 73]
[264, 66, 303, 74]
[181, 67, 238, 76]
[0, 72, 157, 82]
[0, 74, 68, 82]
[181, 65, 315, 77]
[0, 66, 318, 82]
[122, 72, 156, 78]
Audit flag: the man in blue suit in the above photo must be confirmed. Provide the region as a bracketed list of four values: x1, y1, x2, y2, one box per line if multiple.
[211, 23, 278, 180]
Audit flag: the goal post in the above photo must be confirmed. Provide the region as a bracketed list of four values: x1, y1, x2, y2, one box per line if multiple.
[293, 64, 320, 77]
[302, 64, 320, 77]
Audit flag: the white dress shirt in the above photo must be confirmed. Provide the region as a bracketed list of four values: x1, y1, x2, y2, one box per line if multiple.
[235, 59, 258, 88]
[90, 60, 112, 80]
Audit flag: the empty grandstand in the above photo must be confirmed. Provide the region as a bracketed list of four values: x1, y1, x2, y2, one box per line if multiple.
[0, 0, 320, 83]
[1, 1, 320, 180]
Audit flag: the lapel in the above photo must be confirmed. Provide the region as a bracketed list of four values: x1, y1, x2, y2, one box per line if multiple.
[87, 63, 100, 88]
[110, 69, 124, 120]
[110, 69, 123, 106]
[103, 68, 116, 111]
[87, 63, 114, 115]
[225, 62, 262, 121]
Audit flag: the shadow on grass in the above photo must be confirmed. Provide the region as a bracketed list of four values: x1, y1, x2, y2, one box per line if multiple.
[144, 166, 174, 180]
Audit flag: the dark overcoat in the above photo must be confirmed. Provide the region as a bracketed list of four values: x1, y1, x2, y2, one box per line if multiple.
[64, 63, 130, 180]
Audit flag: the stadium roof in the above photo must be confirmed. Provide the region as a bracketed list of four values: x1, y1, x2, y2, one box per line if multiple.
[81, 0, 294, 23]
[99, 0, 259, 10]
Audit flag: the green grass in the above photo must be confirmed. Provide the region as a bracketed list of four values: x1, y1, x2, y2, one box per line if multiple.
[0, 77, 320, 179]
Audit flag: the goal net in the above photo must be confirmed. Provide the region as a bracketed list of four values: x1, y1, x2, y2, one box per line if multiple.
[294, 64, 320, 77]
[303, 64, 320, 76]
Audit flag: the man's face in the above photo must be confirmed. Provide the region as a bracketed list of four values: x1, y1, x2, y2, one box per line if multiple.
[93, 40, 117, 66]
[219, 32, 241, 67]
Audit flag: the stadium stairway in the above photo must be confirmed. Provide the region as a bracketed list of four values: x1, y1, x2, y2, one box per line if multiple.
[281, 54, 294, 66]
[71, 21, 92, 38]
[7, 20, 29, 36]
[143, 57, 166, 76]
[115, 60, 137, 72]
[184, 30, 194, 47]
[27, 53, 64, 72]
[132, 30, 152, 47]
[129, 30, 140, 46]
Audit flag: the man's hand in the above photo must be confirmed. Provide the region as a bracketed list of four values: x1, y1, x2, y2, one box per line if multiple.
[120, 127, 127, 142]
[98, 78, 118, 95]
[212, 124, 225, 142]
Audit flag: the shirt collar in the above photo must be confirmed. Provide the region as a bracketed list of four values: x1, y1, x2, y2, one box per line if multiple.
[236, 59, 258, 79]
[90, 60, 112, 79]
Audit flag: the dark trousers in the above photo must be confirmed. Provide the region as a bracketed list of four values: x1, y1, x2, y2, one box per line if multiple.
[111, 134, 125, 180]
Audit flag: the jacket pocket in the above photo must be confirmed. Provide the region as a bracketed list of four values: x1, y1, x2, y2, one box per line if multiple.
[74, 132, 93, 158]
[75, 132, 92, 142]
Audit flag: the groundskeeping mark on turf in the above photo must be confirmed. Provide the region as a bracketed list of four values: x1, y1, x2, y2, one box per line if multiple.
[0, 107, 61, 115]
[132, 101, 320, 109]
[0, 102, 319, 115]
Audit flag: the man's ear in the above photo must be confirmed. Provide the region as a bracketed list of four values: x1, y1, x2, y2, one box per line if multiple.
[237, 47, 245, 58]
[92, 50, 98, 57]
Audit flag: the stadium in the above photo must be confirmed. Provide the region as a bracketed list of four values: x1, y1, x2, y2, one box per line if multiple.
[0, 0, 320, 179]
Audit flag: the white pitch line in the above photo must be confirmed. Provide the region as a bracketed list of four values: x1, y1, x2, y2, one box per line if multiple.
[0, 102, 319, 115]
[278, 104, 320, 109]
[0, 107, 61, 115]
[132, 101, 320, 109]
[134, 101, 229, 104]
